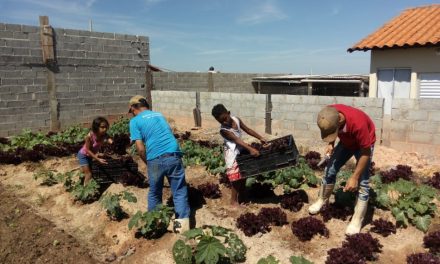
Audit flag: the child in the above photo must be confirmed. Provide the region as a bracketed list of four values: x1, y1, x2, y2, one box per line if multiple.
[211, 104, 266, 206]
[77, 117, 112, 185]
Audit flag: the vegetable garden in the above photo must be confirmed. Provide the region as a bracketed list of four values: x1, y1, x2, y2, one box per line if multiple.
[0, 118, 439, 263]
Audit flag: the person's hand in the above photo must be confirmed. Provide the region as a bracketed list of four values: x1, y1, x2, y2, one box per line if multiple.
[260, 138, 267, 144]
[249, 148, 260, 157]
[97, 158, 107, 165]
[343, 177, 359, 192]
[325, 144, 334, 156]
[107, 138, 113, 144]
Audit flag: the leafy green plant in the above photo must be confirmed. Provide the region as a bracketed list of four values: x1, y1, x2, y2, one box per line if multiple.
[128, 205, 174, 239]
[33, 168, 59, 186]
[257, 255, 280, 264]
[172, 225, 247, 264]
[372, 177, 437, 232]
[181, 140, 226, 175]
[290, 256, 314, 264]
[252, 157, 318, 193]
[108, 117, 130, 136]
[57, 171, 77, 192]
[71, 179, 100, 203]
[10, 129, 53, 150]
[50, 125, 88, 144]
[100, 191, 137, 220]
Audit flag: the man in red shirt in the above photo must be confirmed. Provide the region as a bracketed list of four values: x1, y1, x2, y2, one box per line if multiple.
[308, 104, 375, 235]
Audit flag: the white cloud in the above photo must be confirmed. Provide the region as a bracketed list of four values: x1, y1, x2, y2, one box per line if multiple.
[237, 0, 287, 25]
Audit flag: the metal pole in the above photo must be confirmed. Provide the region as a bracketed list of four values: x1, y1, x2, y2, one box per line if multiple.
[265, 94, 272, 134]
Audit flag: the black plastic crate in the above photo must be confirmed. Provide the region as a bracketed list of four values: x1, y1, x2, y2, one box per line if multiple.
[91, 156, 145, 186]
[236, 135, 299, 178]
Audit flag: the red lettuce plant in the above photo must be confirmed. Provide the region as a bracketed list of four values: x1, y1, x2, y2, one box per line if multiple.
[326, 233, 382, 264]
[236, 212, 271, 237]
[280, 189, 308, 212]
[0, 150, 21, 165]
[325, 247, 365, 264]
[258, 207, 287, 226]
[197, 183, 221, 199]
[370, 219, 396, 237]
[427, 172, 440, 190]
[424, 231, 440, 254]
[33, 144, 67, 157]
[406, 253, 440, 264]
[342, 233, 382, 261]
[380, 164, 413, 184]
[19, 149, 45, 162]
[320, 203, 354, 222]
[291, 216, 329, 241]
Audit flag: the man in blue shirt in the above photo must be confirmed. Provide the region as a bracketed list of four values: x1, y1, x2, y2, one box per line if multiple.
[128, 95, 190, 233]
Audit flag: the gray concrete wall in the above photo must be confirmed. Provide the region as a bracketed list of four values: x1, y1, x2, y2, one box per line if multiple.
[387, 99, 440, 157]
[152, 91, 440, 159]
[152, 72, 282, 93]
[151, 91, 385, 145]
[0, 22, 149, 136]
[271, 95, 384, 141]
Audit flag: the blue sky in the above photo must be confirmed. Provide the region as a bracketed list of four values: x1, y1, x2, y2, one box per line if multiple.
[1, 0, 438, 74]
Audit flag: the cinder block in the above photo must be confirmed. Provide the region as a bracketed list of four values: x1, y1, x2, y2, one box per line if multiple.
[390, 130, 408, 142]
[317, 96, 336, 105]
[5, 24, 21, 32]
[408, 131, 433, 144]
[412, 121, 439, 133]
[429, 111, 440, 122]
[12, 31, 29, 40]
[407, 110, 429, 121]
[21, 25, 38, 33]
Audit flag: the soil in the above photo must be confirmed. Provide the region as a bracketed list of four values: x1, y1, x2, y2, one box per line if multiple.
[0, 184, 99, 264]
[0, 127, 439, 264]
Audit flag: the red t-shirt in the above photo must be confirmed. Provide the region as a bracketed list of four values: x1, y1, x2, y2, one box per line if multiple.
[330, 104, 376, 150]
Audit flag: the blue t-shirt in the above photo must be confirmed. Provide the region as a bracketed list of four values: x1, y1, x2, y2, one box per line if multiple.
[129, 110, 181, 160]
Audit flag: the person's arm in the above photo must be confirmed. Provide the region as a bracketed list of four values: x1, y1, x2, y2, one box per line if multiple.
[343, 147, 371, 192]
[238, 117, 266, 143]
[326, 142, 335, 156]
[135, 140, 147, 165]
[105, 134, 113, 144]
[220, 129, 260, 157]
[84, 134, 107, 164]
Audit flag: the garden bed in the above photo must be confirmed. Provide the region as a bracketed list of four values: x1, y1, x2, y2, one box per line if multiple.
[0, 124, 439, 263]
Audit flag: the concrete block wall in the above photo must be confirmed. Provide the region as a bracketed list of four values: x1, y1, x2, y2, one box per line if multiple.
[152, 90, 196, 126]
[150, 91, 384, 143]
[199, 92, 267, 132]
[271, 95, 384, 141]
[389, 99, 440, 157]
[0, 22, 149, 136]
[0, 65, 50, 136]
[152, 72, 281, 93]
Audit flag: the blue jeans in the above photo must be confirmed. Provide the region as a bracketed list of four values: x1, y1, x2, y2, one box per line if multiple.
[147, 153, 190, 218]
[322, 143, 374, 201]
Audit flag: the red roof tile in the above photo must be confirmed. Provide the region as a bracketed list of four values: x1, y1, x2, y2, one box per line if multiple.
[348, 4, 440, 52]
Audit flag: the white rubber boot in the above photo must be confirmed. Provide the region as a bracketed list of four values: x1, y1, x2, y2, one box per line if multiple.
[346, 198, 368, 235]
[308, 184, 334, 214]
[173, 218, 190, 234]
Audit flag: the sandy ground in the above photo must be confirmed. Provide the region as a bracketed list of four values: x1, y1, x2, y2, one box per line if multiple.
[0, 127, 439, 264]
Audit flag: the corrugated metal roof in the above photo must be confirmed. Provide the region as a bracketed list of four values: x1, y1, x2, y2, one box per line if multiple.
[253, 74, 369, 81]
[348, 4, 440, 52]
